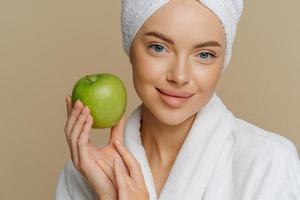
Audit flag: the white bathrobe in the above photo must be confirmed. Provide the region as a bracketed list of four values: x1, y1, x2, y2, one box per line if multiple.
[55, 93, 300, 200]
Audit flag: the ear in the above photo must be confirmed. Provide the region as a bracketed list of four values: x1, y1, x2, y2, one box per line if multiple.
[129, 47, 134, 64]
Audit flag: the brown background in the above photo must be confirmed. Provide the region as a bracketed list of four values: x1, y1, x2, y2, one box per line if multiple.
[1, 0, 299, 199]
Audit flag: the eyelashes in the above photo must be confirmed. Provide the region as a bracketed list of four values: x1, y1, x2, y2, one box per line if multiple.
[199, 52, 216, 59]
[148, 44, 165, 53]
[147, 43, 217, 60]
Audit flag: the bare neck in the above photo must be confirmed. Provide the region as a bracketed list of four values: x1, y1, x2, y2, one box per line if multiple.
[140, 104, 196, 167]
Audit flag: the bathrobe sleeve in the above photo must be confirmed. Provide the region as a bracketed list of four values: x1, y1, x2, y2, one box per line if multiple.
[55, 159, 99, 200]
[249, 146, 300, 199]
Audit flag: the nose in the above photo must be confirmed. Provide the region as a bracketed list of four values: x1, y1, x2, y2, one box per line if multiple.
[167, 55, 190, 86]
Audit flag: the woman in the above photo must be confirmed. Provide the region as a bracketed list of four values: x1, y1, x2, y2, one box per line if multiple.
[56, 0, 300, 199]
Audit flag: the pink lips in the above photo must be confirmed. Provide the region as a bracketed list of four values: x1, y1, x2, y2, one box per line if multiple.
[156, 88, 194, 108]
[157, 88, 194, 98]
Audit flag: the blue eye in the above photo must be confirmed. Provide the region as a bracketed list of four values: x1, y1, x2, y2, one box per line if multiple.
[147, 44, 216, 61]
[198, 52, 216, 60]
[148, 44, 166, 54]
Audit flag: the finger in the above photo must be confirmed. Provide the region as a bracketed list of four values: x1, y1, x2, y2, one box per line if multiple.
[64, 99, 83, 138]
[64, 99, 82, 165]
[78, 114, 93, 147]
[95, 155, 118, 190]
[113, 140, 146, 187]
[65, 96, 69, 118]
[79, 149, 115, 195]
[70, 105, 90, 166]
[76, 119, 97, 172]
[66, 95, 72, 118]
[113, 157, 129, 198]
[77, 114, 93, 170]
[77, 126, 116, 191]
[109, 114, 126, 145]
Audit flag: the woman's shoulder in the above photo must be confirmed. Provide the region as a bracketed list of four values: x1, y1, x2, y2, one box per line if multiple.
[230, 117, 299, 163]
[224, 118, 300, 198]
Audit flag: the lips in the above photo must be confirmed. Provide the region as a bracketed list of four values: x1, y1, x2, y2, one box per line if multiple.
[156, 88, 194, 98]
[156, 88, 193, 108]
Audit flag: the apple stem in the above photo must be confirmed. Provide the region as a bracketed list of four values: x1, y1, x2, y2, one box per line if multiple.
[86, 75, 93, 83]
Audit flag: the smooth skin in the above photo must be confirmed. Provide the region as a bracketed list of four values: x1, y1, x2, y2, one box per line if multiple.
[64, 96, 149, 200]
[129, 0, 225, 195]
[64, 0, 226, 198]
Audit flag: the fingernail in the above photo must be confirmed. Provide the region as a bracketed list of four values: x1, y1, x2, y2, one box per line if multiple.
[87, 115, 91, 121]
[114, 140, 121, 145]
[114, 158, 119, 164]
[83, 106, 88, 113]
[75, 99, 81, 107]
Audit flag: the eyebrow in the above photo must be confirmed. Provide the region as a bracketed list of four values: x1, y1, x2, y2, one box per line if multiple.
[144, 31, 222, 48]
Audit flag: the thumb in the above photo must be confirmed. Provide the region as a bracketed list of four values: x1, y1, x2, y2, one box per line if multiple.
[109, 114, 126, 145]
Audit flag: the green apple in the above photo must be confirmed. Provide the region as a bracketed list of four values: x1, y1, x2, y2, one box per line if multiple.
[71, 73, 127, 129]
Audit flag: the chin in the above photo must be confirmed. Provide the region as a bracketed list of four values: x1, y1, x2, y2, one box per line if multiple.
[155, 112, 185, 126]
[137, 85, 209, 126]
[160, 108, 197, 125]
[159, 115, 193, 126]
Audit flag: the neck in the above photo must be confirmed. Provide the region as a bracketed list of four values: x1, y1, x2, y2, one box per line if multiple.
[140, 104, 196, 166]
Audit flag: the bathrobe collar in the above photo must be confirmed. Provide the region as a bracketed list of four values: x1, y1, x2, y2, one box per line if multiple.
[124, 93, 236, 200]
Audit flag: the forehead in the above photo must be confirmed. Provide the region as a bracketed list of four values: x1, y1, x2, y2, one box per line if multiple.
[138, 0, 225, 46]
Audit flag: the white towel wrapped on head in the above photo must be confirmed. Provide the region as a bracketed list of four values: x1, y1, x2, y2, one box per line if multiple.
[121, 0, 244, 72]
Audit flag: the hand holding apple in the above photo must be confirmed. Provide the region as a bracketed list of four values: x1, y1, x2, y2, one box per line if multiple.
[64, 73, 148, 199]
[64, 96, 130, 200]
[64, 94, 148, 200]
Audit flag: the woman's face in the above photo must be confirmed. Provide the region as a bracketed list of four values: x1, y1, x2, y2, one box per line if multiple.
[129, 0, 226, 125]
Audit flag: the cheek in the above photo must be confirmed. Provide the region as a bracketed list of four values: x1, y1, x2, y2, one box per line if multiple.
[132, 53, 168, 86]
[192, 65, 221, 92]
[131, 58, 164, 104]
